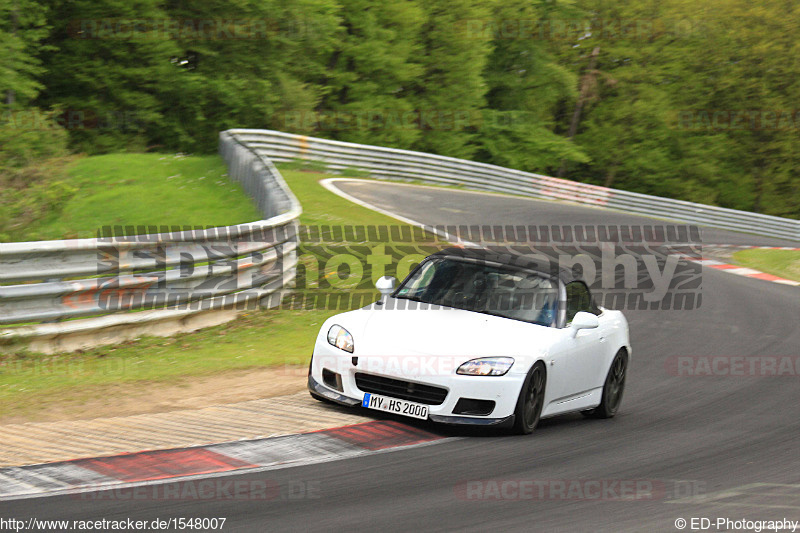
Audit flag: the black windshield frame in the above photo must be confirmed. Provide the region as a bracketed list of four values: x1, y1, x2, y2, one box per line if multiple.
[393, 256, 561, 327]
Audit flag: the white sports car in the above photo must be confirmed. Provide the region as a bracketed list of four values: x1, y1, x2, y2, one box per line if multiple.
[308, 247, 631, 434]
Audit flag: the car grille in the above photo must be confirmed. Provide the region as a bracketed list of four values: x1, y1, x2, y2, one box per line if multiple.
[354, 373, 448, 406]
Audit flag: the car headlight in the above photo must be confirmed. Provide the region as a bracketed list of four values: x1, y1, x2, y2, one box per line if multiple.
[457, 357, 515, 376]
[327, 324, 354, 353]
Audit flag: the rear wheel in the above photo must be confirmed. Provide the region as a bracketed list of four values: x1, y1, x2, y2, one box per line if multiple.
[513, 362, 546, 434]
[583, 349, 628, 419]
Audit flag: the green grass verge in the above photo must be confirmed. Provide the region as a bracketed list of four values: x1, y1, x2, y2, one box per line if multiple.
[0, 309, 331, 420]
[24, 153, 262, 240]
[279, 168, 407, 227]
[732, 249, 800, 282]
[0, 165, 413, 420]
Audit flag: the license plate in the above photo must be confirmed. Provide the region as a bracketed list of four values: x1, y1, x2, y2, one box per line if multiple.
[361, 393, 429, 420]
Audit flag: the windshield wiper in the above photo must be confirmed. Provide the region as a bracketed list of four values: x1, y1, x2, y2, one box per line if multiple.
[392, 294, 427, 304]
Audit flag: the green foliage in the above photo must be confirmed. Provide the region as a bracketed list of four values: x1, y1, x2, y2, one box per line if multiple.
[0, 108, 70, 166]
[154, 0, 341, 152]
[35, 0, 181, 153]
[340, 166, 370, 178]
[559, 0, 800, 217]
[0, 0, 798, 219]
[17, 153, 262, 241]
[0, 109, 73, 242]
[476, 0, 587, 170]
[409, 0, 492, 160]
[282, 157, 329, 173]
[0, 0, 50, 105]
[732, 249, 800, 283]
[0, 166, 414, 421]
[315, 0, 425, 149]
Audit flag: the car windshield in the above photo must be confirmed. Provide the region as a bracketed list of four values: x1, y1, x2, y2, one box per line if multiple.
[394, 257, 559, 326]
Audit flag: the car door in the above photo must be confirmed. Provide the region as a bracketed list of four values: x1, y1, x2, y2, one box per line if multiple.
[547, 282, 608, 413]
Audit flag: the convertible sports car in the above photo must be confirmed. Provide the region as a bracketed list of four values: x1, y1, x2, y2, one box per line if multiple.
[308, 247, 631, 434]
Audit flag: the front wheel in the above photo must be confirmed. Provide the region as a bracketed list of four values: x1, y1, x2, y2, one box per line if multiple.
[583, 349, 628, 419]
[513, 362, 546, 435]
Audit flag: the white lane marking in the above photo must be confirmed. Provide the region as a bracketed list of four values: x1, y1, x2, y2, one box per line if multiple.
[319, 178, 477, 246]
[722, 267, 762, 276]
[322, 177, 800, 289]
[700, 262, 800, 286]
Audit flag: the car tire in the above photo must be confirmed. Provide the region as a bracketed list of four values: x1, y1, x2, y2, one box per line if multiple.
[582, 349, 628, 419]
[513, 362, 546, 435]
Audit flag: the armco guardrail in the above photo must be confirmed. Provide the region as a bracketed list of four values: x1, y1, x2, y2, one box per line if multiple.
[2, 127, 797, 351]
[0, 132, 301, 349]
[229, 129, 799, 242]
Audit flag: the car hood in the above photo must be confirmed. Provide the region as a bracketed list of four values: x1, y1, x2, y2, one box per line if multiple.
[332, 301, 560, 361]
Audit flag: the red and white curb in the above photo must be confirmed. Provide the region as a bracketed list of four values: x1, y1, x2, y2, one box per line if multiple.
[702, 244, 800, 252]
[0, 420, 446, 501]
[684, 257, 799, 286]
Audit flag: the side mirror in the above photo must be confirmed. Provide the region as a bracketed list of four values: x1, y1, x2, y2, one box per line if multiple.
[571, 311, 599, 336]
[375, 276, 396, 302]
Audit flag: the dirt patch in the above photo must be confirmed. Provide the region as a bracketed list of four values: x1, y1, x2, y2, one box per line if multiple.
[0, 366, 308, 425]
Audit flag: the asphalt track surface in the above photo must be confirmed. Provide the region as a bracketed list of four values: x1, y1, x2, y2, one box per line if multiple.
[2, 182, 799, 532]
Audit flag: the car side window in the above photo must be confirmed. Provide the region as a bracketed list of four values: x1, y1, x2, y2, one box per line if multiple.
[565, 281, 597, 323]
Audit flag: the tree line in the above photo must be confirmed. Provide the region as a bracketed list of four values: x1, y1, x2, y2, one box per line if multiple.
[2, 0, 798, 219]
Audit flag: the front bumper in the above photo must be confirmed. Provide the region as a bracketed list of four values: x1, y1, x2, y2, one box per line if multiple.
[308, 374, 360, 407]
[428, 412, 515, 427]
[308, 354, 521, 427]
